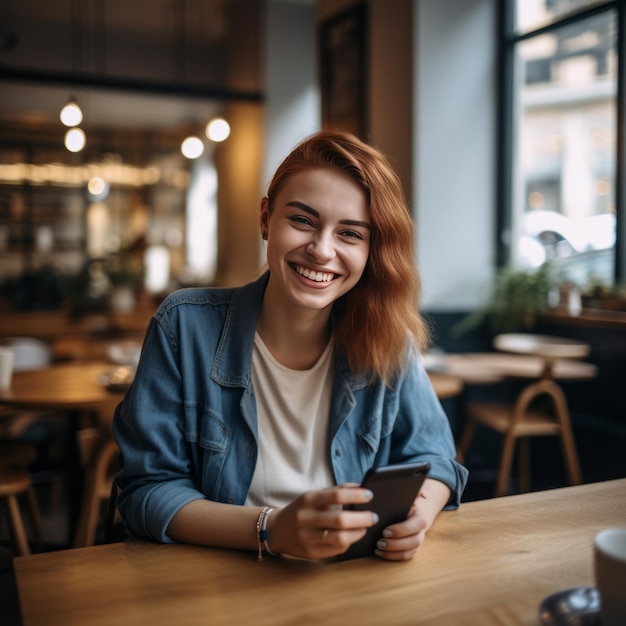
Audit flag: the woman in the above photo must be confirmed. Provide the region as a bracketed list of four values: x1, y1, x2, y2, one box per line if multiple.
[113, 130, 468, 562]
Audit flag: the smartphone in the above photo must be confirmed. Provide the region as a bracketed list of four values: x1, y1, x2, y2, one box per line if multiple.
[338, 461, 431, 561]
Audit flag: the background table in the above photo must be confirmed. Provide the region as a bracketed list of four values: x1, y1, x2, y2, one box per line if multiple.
[427, 371, 464, 399]
[493, 333, 591, 379]
[437, 352, 597, 384]
[0, 361, 124, 544]
[14, 478, 626, 626]
[0, 361, 125, 419]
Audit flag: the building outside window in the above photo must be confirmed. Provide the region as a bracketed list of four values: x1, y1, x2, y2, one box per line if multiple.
[501, 0, 620, 287]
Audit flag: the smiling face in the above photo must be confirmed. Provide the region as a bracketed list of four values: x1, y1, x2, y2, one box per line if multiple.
[261, 167, 371, 316]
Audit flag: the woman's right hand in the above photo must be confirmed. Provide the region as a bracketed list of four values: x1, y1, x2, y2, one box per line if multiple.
[266, 485, 378, 560]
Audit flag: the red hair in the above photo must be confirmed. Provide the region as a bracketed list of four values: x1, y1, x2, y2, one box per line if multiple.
[266, 130, 429, 384]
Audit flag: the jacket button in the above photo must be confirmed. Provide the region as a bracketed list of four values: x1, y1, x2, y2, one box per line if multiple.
[335, 448, 342, 457]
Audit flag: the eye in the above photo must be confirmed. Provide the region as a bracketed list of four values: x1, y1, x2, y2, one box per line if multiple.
[340, 229, 366, 241]
[288, 215, 314, 227]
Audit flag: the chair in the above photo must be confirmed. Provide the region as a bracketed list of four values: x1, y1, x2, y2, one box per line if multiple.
[458, 378, 582, 497]
[0, 441, 42, 555]
[73, 428, 120, 547]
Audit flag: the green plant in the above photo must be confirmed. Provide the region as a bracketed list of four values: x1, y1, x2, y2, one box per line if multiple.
[453, 263, 554, 336]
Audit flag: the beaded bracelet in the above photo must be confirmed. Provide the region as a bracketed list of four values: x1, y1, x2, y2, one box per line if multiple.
[256, 506, 275, 561]
[261, 507, 276, 557]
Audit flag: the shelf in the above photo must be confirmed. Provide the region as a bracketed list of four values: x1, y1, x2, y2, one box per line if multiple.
[543, 306, 626, 329]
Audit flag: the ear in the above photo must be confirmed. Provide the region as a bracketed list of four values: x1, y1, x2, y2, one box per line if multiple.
[260, 196, 270, 239]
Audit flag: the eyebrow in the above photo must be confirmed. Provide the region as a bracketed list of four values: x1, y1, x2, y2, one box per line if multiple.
[286, 200, 371, 230]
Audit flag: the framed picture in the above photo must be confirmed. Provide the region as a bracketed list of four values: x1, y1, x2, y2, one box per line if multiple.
[319, 3, 368, 140]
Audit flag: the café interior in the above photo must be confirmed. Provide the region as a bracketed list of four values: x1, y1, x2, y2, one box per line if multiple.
[1, 1, 625, 625]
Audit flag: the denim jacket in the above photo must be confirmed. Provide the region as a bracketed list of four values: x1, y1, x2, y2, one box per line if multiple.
[113, 272, 468, 543]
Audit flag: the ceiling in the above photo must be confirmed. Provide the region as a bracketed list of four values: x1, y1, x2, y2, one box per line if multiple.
[0, 82, 226, 132]
[0, 0, 265, 134]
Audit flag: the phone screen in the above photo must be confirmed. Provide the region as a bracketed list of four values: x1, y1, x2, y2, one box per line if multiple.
[338, 461, 431, 561]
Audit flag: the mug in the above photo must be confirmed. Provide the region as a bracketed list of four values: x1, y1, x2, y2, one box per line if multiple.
[0, 347, 15, 391]
[594, 528, 626, 626]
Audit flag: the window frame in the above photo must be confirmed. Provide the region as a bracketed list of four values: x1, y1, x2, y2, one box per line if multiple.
[497, 0, 625, 283]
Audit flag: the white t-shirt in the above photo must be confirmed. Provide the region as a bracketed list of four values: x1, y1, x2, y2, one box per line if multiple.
[245, 332, 335, 508]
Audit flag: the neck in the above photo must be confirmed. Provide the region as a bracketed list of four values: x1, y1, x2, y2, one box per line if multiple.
[257, 286, 332, 370]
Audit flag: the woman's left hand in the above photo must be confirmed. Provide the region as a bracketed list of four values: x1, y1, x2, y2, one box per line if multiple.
[372, 478, 451, 561]
[371, 503, 428, 561]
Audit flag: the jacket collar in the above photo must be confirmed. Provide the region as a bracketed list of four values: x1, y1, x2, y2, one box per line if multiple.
[211, 270, 369, 391]
[211, 271, 269, 387]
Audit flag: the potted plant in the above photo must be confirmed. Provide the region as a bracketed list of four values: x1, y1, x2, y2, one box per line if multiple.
[453, 263, 554, 337]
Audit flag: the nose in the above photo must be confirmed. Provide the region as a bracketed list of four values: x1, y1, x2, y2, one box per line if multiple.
[306, 230, 335, 261]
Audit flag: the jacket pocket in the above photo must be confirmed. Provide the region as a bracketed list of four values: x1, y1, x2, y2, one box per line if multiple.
[181, 404, 232, 499]
[181, 404, 231, 450]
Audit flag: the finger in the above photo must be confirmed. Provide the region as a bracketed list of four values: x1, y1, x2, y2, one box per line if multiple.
[316, 526, 368, 550]
[306, 485, 374, 509]
[383, 512, 427, 538]
[303, 508, 379, 534]
[375, 545, 420, 561]
[374, 529, 426, 559]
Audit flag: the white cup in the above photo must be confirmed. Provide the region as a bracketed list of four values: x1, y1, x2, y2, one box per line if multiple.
[594, 528, 626, 626]
[0, 347, 15, 391]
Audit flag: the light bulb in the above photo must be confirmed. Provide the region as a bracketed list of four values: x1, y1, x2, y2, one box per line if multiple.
[60, 100, 83, 127]
[65, 128, 86, 152]
[87, 176, 109, 200]
[181, 136, 204, 159]
[205, 118, 230, 142]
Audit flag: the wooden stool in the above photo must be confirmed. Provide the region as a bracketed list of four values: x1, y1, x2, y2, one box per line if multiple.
[459, 378, 582, 497]
[73, 428, 120, 548]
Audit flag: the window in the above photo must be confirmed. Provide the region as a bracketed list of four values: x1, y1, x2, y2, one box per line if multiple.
[500, 0, 621, 287]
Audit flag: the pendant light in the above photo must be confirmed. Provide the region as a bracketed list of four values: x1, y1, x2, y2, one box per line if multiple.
[60, 98, 83, 127]
[64, 128, 86, 152]
[181, 136, 204, 159]
[205, 117, 230, 142]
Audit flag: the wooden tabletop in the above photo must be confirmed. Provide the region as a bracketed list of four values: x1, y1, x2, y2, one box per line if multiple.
[0, 361, 124, 421]
[493, 333, 590, 360]
[14, 478, 626, 626]
[431, 352, 597, 384]
[427, 371, 464, 399]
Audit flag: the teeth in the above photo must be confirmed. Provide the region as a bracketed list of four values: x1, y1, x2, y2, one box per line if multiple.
[295, 264, 334, 283]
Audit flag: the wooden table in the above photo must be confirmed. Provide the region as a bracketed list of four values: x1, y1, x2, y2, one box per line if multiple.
[493, 333, 591, 379]
[436, 336, 597, 496]
[13, 478, 626, 626]
[0, 361, 125, 420]
[427, 371, 464, 399]
[0, 361, 125, 544]
[437, 352, 597, 384]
